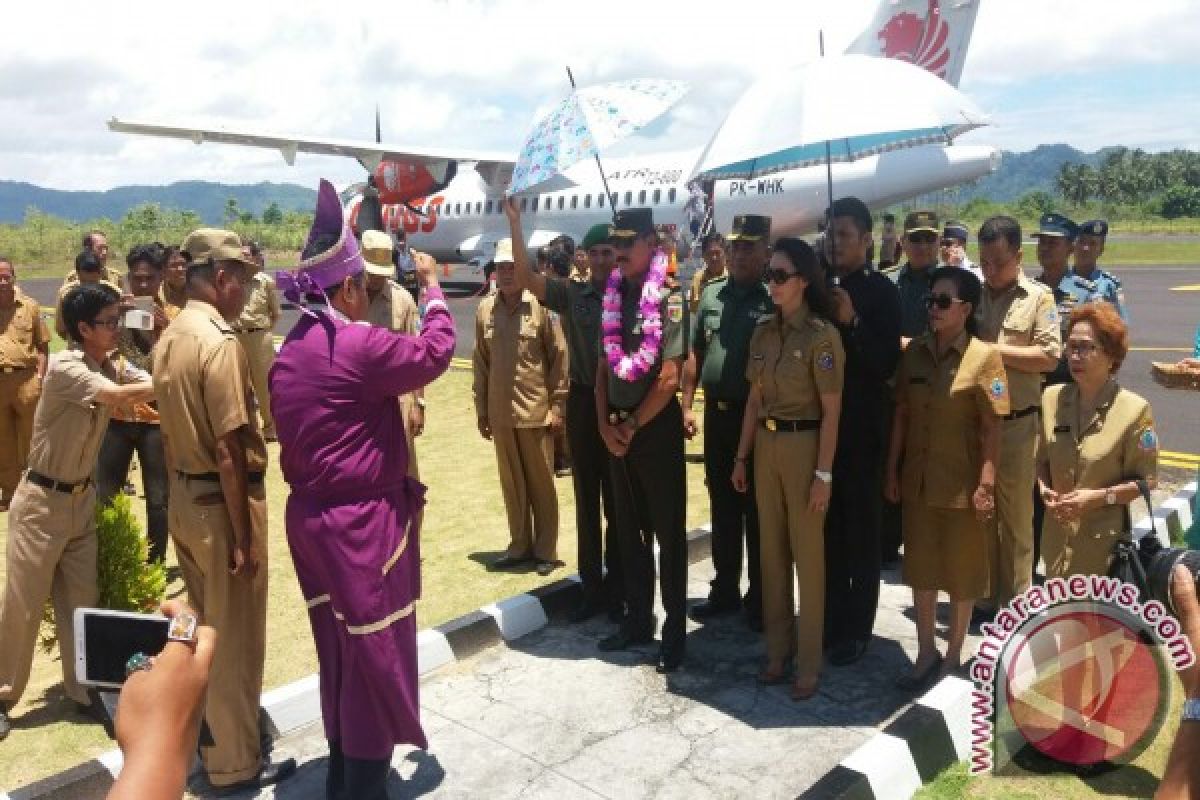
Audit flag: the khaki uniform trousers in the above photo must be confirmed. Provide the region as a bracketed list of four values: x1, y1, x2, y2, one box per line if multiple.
[989, 414, 1038, 607]
[237, 330, 277, 438]
[169, 473, 268, 787]
[754, 428, 825, 678]
[0, 480, 97, 708]
[492, 425, 558, 561]
[0, 370, 40, 506]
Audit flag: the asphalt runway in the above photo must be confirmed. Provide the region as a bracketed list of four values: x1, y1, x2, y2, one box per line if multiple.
[19, 262, 1200, 457]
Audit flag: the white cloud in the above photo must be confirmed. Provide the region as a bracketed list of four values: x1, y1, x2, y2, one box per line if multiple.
[0, 0, 1195, 189]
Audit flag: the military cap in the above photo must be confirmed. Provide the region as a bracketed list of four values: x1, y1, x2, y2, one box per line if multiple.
[493, 238, 515, 264]
[1032, 212, 1079, 240]
[727, 214, 772, 242]
[611, 208, 655, 239]
[903, 210, 939, 235]
[942, 221, 969, 243]
[1079, 219, 1109, 238]
[361, 230, 395, 276]
[581, 223, 613, 250]
[181, 228, 256, 268]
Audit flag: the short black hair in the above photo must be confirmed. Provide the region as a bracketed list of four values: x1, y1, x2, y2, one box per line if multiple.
[61, 282, 120, 343]
[164, 244, 188, 263]
[977, 215, 1023, 253]
[882, 213, 896, 223]
[126, 243, 167, 271]
[772, 237, 834, 321]
[75, 250, 103, 273]
[82, 230, 107, 250]
[547, 234, 575, 257]
[700, 232, 726, 251]
[827, 196, 873, 234]
[928, 266, 982, 336]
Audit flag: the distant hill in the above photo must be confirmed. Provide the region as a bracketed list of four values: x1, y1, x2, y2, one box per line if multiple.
[0, 180, 316, 224]
[954, 143, 1112, 203]
[0, 144, 1123, 223]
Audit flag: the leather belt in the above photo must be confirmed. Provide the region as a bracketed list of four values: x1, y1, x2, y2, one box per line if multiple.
[239, 327, 267, 334]
[761, 417, 820, 433]
[175, 470, 265, 485]
[1002, 406, 1040, 421]
[0, 365, 32, 374]
[25, 470, 92, 494]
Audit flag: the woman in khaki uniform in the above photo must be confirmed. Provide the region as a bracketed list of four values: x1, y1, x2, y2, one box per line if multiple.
[732, 238, 842, 701]
[885, 268, 1009, 689]
[1039, 303, 1157, 577]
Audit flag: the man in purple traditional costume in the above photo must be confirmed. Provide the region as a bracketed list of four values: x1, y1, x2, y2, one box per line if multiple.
[268, 180, 454, 799]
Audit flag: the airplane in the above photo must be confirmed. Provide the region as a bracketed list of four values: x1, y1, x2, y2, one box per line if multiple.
[107, 0, 991, 263]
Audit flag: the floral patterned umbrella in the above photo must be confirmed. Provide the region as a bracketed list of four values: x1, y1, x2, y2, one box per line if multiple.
[507, 78, 689, 196]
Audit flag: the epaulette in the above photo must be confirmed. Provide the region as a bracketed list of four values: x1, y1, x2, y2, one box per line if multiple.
[881, 264, 902, 278]
[1072, 275, 1097, 291]
[1099, 268, 1121, 287]
[807, 316, 829, 331]
[209, 316, 235, 336]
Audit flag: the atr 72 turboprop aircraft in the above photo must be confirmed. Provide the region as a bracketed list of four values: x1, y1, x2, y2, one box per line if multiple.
[108, 0, 993, 262]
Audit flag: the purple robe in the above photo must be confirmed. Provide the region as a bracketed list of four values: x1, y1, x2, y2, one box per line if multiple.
[268, 290, 454, 759]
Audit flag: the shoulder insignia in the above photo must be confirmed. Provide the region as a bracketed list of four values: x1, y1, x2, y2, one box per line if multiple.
[990, 376, 1007, 399]
[807, 316, 828, 331]
[1138, 427, 1159, 452]
[666, 293, 683, 323]
[756, 314, 773, 326]
[817, 349, 835, 371]
[209, 316, 234, 336]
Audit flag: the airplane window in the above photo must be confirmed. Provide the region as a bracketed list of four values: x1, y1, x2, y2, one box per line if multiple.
[624, 191, 632, 206]
[598, 194, 605, 208]
[653, 189, 661, 205]
[475, 202, 482, 214]
[571, 195, 578, 210]
[520, 198, 528, 212]
[532, 197, 539, 212]
[584, 194, 591, 209]
[485, 200, 493, 214]
[557, 196, 564, 211]
[668, 188, 677, 204]
[638, 190, 647, 204]
[454, 203, 461, 214]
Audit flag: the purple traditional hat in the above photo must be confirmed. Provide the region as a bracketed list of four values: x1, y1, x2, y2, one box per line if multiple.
[276, 179, 365, 304]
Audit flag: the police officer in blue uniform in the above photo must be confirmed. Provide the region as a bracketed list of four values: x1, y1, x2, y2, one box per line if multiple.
[1033, 212, 1082, 386]
[1072, 219, 1127, 321]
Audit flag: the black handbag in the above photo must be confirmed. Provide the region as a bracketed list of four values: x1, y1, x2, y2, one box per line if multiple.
[1108, 478, 1155, 602]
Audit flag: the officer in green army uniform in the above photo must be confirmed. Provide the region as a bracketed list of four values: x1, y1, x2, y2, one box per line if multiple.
[595, 208, 690, 673]
[682, 214, 773, 630]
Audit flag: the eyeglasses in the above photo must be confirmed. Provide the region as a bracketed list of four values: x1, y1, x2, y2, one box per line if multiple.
[90, 316, 121, 330]
[925, 294, 964, 310]
[1065, 341, 1099, 358]
[764, 268, 797, 285]
[906, 232, 938, 244]
[940, 239, 963, 248]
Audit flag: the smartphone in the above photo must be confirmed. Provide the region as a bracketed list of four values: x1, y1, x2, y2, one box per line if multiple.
[74, 608, 169, 689]
[123, 309, 154, 330]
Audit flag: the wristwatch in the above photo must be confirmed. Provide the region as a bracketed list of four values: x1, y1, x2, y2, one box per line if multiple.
[1105, 488, 1117, 506]
[814, 469, 833, 484]
[1183, 698, 1200, 722]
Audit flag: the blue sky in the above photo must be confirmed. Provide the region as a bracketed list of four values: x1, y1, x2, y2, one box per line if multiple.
[0, 0, 1195, 190]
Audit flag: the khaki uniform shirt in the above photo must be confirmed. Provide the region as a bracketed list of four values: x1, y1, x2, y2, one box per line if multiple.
[975, 272, 1062, 411]
[1039, 381, 1158, 542]
[25, 349, 117, 483]
[366, 280, 419, 335]
[689, 267, 726, 313]
[234, 272, 281, 332]
[159, 283, 187, 321]
[895, 332, 1011, 508]
[745, 305, 844, 420]
[0, 293, 50, 369]
[152, 300, 268, 474]
[472, 290, 568, 427]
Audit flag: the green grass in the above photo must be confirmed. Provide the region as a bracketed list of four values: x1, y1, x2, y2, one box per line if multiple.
[0, 367, 711, 791]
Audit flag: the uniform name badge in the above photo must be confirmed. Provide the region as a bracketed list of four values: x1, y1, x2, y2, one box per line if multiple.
[667, 296, 683, 323]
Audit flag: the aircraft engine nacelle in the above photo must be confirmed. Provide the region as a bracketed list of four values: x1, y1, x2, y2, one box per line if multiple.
[374, 159, 458, 205]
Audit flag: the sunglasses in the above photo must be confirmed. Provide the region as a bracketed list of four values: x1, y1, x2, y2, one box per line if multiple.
[925, 293, 964, 310]
[764, 268, 798, 285]
[906, 232, 938, 244]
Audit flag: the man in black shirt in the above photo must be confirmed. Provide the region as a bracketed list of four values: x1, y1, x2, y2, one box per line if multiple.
[822, 197, 902, 666]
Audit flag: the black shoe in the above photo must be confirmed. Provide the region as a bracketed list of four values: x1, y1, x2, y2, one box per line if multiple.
[688, 598, 740, 623]
[569, 598, 603, 624]
[0, 708, 10, 740]
[656, 643, 685, 673]
[492, 554, 531, 570]
[535, 559, 563, 577]
[214, 756, 297, 796]
[598, 626, 654, 652]
[829, 638, 869, 667]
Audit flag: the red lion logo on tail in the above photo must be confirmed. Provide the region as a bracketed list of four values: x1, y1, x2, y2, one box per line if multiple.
[877, 0, 952, 78]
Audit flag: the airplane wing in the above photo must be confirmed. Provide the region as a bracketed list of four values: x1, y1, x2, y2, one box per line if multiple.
[106, 117, 515, 186]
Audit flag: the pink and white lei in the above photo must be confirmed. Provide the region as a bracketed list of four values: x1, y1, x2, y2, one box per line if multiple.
[602, 248, 668, 382]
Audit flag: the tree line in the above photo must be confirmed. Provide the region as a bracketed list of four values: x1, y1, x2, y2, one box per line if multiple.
[1055, 148, 1200, 218]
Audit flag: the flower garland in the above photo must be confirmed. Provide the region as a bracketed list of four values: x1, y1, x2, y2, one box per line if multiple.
[602, 247, 668, 382]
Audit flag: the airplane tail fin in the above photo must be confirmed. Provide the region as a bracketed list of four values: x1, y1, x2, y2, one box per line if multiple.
[844, 0, 980, 86]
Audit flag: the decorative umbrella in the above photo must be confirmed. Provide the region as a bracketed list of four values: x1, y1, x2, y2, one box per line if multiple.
[692, 54, 988, 184]
[508, 77, 689, 199]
